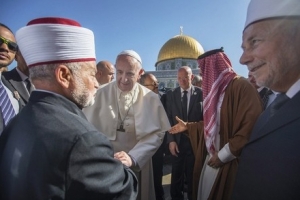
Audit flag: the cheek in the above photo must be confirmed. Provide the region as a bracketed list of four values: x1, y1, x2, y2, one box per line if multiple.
[86, 77, 96, 88]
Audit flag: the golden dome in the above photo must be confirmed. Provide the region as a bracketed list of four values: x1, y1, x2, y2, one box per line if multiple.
[156, 34, 204, 65]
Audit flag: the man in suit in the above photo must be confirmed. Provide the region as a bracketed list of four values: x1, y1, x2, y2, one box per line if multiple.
[3, 50, 33, 104]
[166, 66, 203, 200]
[0, 17, 138, 200]
[232, 0, 300, 199]
[139, 73, 167, 200]
[0, 23, 24, 134]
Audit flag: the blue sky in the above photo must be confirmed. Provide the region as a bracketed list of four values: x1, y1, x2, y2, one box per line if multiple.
[1, 0, 250, 77]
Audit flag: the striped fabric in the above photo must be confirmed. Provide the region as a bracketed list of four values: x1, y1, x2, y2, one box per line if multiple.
[198, 51, 236, 155]
[0, 82, 15, 126]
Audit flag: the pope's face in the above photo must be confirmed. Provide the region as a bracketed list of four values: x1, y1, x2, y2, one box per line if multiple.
[240, 19, 300, 92]
[71, 61, 99, 108]
[116, 55, 141, 92]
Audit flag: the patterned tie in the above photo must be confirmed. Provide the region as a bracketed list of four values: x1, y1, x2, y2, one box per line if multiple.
[262, 89, 273, 110]
[182, 91, 188, 121]
[0, 81, 16, 126]
[269, 93, 289, 118]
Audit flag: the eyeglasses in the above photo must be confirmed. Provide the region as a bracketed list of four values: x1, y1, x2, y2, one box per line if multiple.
[0, 36, 18, 52]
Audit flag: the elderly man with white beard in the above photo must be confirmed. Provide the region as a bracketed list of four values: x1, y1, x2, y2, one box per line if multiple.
[0, 17, 138, 200]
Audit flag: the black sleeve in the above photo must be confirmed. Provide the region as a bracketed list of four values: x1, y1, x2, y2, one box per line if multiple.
[66, 131, 138, 200]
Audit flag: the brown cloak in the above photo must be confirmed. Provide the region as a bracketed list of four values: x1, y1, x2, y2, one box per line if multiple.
[186, 77, 262, 200]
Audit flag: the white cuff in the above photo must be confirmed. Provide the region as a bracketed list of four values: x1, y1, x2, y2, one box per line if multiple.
[218, 143, 236, 163]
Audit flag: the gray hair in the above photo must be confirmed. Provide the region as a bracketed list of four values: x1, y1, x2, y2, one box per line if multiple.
[192, 74, 202, 85]
[29, 62, 82, 82]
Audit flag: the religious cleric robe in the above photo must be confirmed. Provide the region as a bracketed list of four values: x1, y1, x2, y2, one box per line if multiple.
[83, 81, 170, 200]
[182, 77, 262, 200]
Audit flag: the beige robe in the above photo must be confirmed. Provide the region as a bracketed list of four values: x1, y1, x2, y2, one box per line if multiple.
[83, 82, 170, 200]
[185, 77, 263, 200]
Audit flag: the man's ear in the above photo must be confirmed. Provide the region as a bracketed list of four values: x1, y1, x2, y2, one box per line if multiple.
[139, 68, 145, 76]
[137, 68, 144, 80]
[55, 65, 72, 89]
[191, 74, 194, 81]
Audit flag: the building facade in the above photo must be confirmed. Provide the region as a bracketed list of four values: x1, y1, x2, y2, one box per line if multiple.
[148, 33, 204, 90]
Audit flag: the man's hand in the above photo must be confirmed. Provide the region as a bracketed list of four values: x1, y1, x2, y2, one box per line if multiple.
[207, 151, 224, 169]
[168, 116, 187, 134]
[114, 151, 132, 167]
[169, 141, 179, 157]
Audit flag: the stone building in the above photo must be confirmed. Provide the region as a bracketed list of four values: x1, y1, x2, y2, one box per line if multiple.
[147, 31, 204, 91]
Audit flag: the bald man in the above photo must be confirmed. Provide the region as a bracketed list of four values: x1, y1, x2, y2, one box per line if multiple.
[96, 60, 115, 85]
[166, 66, 203, 200]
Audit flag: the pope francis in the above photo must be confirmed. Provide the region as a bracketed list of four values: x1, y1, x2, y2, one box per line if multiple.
[83, 50, 170, 200]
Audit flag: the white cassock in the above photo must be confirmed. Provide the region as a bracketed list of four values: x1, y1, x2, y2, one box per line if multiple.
[83, 82, 170, 200]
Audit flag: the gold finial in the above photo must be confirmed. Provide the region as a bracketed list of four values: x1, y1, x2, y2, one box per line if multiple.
[180, 26, 183, 35]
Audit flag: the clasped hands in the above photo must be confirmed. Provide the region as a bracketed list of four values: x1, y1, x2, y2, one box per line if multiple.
[114, 151, 132, 167]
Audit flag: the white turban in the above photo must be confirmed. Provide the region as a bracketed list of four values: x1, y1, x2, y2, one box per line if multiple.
[245, 0, 300, 29]
[16, 17, 96, 67]
[117, 50, 142, 65]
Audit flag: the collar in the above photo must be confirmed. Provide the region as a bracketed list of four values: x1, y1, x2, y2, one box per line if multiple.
[286, 78, 300, 98]
[180, 86, 192, 93]
[16, 67, 29, 81]
[117, 83, 138, 99]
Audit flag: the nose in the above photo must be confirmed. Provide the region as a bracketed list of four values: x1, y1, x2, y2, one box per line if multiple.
[0, 42, 9, 52]
[121, 74, 128, 82]
[240, 49, 252, 66]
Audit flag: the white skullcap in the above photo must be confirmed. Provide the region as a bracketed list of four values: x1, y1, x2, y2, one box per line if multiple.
[16, 17, 96, 67]
[117, 50, 142, 64]
[245, 0, 300, 29]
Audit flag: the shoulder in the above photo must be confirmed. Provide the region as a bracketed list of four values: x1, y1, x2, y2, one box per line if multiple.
[193, 86, 202, 93]
[2, 68, 18, 79]
[229, 76, 254, 90]
[94, 82, 116, 100]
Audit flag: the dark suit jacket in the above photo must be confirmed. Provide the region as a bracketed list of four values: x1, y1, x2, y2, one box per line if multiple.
[0, 91, 138, 200]
[166, 86, 203, 144]
[2, 67, 31, 103]
[232, 91, 300, 200]
[0, 75, 25, 133]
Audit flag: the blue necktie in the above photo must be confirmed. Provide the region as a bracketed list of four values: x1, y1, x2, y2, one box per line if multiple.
[269, 93, 289, 118]
[0, 82, 16, 126]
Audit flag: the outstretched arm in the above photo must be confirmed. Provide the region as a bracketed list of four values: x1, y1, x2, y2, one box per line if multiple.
[168, 116, 187, 134]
